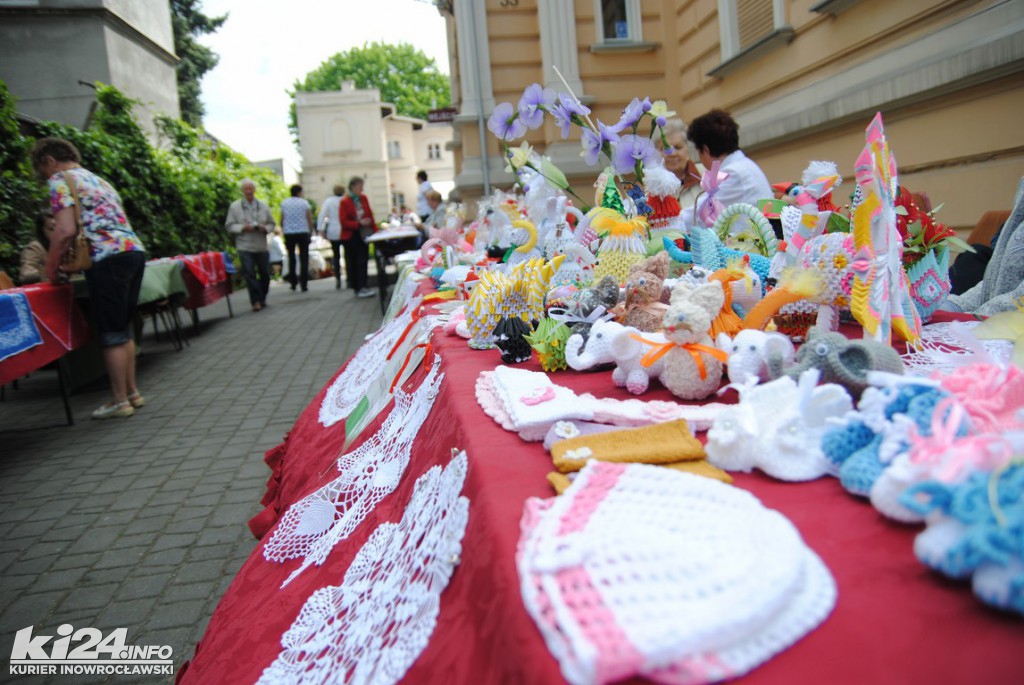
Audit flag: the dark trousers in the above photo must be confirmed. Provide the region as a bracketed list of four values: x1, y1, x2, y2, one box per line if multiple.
[238, 250, 270, 306]
[284, 233, 310, 289]
[342, 233, 369, 292]
[329, 240, 344, 284]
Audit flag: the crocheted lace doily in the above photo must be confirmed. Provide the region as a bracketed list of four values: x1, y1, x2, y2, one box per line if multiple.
[257, 451, 469, 685]
[518, 462, 836, 685]
[266, 360, 444, 586]
[901, 321, 1013, 377]
[319, 297, 429, 426]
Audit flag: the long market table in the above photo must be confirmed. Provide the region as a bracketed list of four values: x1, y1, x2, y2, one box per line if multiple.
[177, 284, 1022, 684]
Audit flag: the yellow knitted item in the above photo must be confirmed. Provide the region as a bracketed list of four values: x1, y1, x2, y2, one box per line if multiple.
[664, 460, 733, 484]
[547, 459, 732, 494]
[551, 419, 705, 473]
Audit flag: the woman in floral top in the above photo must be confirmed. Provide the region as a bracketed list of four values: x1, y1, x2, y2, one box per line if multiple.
[32, 137, 147, 420]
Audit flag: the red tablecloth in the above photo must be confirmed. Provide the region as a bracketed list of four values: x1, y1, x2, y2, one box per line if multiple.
[176, 252, 232, 311]
[0, 283, 90, 387]
[178, 301, 1022, 684]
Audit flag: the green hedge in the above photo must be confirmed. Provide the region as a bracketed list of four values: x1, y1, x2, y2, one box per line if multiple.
[0, 80, 288, 280]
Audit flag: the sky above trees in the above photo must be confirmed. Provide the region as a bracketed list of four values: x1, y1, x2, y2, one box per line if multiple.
[197, 0, 449, 182]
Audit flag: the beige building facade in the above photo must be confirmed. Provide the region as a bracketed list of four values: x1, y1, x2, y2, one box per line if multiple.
[295, 81, 455, 219]
[440, 0, 1024, 231]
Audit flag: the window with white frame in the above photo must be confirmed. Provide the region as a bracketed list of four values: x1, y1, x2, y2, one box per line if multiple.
[387, 140, 401, 159]
[595, 0, 641, 43]
[427, 142, 442, 160]
[391, 192, 405, 210]
[717, 0, 788, 61]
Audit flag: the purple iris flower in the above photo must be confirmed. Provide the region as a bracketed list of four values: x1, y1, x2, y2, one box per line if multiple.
[612, 134, 661, 175]
[550, 95, 592, 139]
[611, 97, 649, 132]
[517, 84, 555, 130]
[580, 121, 620, 166]
[488, 102, 527, 141]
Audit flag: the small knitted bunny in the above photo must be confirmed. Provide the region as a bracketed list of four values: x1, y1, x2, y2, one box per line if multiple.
[659, 281, 727, 400]
[623, 252, 670, 333]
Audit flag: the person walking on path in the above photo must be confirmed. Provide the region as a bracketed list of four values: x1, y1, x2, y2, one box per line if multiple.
[280, 184, 313, 292]
[416, 170, 433, 222]
[339, 176, 376, 298]
[225, 178, 274, 312]
[317, 184, 345, 290]
[32, 136, 147, 419]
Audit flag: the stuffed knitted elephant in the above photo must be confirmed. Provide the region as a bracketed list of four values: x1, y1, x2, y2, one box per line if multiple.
[765, 329, 904, 398]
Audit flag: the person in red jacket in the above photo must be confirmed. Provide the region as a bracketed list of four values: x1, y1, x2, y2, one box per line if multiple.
[338, 176, 376, 298]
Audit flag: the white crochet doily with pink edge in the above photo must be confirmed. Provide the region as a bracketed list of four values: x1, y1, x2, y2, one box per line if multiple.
[265, 360, 443, 587]
[257, 451, 469, 685]
[517, 462, 836, 685]
[900, 320, 1013, 377]
[319, 297, 429, 426]
[476, 367, 730, 441]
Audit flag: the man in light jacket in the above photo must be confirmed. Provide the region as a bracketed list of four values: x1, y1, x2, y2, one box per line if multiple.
[225, 178, 275, 311]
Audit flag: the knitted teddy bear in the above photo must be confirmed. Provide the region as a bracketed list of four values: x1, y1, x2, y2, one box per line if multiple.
[659, 281, 727, 400]
[622, 252, 670, 333]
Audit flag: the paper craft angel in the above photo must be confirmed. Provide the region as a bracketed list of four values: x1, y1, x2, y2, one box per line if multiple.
[850, 113, 922, 346]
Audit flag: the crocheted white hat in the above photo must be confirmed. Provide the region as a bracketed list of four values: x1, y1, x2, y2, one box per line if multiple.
[518, 462, 836, 684]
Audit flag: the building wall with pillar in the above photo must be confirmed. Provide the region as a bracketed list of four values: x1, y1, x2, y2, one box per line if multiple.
[440, 0, 1024, 231]
[0, 0, 179, 141]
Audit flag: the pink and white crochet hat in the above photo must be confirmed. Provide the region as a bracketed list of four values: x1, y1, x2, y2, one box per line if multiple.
[517, 462, 836, 684]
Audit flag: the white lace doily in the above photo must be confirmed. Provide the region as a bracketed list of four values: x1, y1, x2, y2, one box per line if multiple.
[319, 297, 427, 426]
[518, 462, 835, 684]
[258, 451, 469, 685]
[901, 321, 1013, 376]
[266, 360, 444, 586]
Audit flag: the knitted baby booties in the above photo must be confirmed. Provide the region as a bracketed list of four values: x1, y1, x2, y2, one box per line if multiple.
[900, 464, 1024, 615]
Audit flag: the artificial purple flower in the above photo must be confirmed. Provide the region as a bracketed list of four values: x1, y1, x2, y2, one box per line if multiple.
[550, 103, 574, 139]
[517, 84, 555, 130]
[488, 102, 528, 141]
[655, 115, 666, 127]
[558, 93, 592, 118]
[580, 121, 620, 166]
[612, 97, 650, 132]
[611, 134, 661, 175]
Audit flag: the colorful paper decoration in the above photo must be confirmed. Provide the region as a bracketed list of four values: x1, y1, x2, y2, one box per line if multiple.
[850, 113, 922, 346]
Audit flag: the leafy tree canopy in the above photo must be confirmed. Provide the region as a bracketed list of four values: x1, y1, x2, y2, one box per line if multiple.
[288, 42, 450, 144]
[171, 0, 227, 127]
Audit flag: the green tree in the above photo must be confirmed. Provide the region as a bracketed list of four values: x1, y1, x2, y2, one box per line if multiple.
[171, 0, 227, 127]
[288, 42, 450, 143]
[0, 79, 288, 279]
[0, 81, 47, 274]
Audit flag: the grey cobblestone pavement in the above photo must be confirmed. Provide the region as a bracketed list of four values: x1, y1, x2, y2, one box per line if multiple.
[0, 276, 383, 684]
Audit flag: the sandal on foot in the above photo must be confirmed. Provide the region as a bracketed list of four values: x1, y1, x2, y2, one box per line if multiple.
[92, 401, 134, 419]
[127, 391, 146, 408]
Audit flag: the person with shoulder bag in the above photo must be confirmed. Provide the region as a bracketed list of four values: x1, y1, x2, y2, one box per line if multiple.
[32, 137, 147, 420]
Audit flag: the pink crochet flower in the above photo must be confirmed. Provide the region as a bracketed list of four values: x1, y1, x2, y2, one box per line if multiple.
[935, 364, 1024, 433]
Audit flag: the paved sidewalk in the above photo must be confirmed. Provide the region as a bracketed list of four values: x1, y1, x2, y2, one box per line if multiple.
[0, 277, 384, 683]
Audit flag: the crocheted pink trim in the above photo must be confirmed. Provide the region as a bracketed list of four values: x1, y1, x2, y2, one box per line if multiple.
[475, 371, 515, 431]
[555, 565, 645, 684]
[557, 462, 626, 536]
[909, 397, 1017, 483]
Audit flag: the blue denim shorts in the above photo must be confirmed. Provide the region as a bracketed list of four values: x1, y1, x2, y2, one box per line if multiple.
[84, 251, 146, 346]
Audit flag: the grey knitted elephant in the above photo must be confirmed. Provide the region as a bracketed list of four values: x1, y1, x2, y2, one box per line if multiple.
[765, 330, 904, 398]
